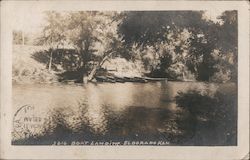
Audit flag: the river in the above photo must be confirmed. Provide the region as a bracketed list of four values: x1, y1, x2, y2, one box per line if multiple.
[12, 81, 237, 145]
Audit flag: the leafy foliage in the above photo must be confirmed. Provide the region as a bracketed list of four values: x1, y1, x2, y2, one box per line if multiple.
[118, 11, 237, 81]
[34, 10, 237, 82]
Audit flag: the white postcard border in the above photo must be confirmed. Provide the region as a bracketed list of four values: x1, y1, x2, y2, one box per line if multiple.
[0, 1, 249, 159]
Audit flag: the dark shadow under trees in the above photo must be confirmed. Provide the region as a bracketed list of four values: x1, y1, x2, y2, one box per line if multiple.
[31, 48, 90, 82]
[175, 88, 237, 145]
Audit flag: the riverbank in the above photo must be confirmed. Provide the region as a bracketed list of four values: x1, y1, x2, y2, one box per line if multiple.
[12, 45, 148, 84]
[12, 45, 58, 84]
[12, 45, 234, 84]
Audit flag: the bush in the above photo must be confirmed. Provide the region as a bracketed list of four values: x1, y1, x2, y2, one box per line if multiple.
[175, 88, 237, 145]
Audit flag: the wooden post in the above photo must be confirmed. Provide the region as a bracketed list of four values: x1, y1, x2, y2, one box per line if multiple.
[48, 50, 53, 71]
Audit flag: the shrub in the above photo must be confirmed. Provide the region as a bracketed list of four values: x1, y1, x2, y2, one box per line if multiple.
[175, 88, 237, 145]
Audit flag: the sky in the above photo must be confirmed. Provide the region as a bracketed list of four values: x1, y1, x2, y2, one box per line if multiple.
[11, 8, 46, 34]
[12, 10, 225, 34]
[203, 10, 224, 24]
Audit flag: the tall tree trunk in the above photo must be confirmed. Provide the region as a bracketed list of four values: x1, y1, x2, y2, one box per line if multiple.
[48, 49, 53, 71]
[48, 45, 59, 72]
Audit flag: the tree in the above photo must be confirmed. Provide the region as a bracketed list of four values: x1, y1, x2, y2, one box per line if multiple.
[216, 10, 238, 82]
[38, 11, 237, 82]
[87, 12, 124, 81]
[118, 11, 234, 81]
[38, 11, 123, 82]
[38, 11, 66, 71]
[65, 11, 98, 73]
[118, 11, 203, 79]
[13, 30, 28, 45]
[65, 11, 123, 81]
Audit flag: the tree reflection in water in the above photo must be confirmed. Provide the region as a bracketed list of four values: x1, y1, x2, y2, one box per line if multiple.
[175, 87, 237, 145]
[12, 82, 237, 145]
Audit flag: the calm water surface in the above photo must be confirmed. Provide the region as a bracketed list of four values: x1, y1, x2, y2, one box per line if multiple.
[12, 81, 235, 145]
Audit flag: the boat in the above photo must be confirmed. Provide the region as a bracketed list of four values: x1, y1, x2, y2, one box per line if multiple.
[95, 76, 115, 83]
[143, 77, 168, 82]
[95, 75, 167, 83]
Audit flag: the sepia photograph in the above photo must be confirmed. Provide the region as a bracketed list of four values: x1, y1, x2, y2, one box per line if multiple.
[0, 1, 249, 160]
[12, 10, 238, 146]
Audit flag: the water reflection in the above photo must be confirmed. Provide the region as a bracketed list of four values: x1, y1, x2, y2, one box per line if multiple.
[12, 82, 236, 145]
[84, 84, 107, 133]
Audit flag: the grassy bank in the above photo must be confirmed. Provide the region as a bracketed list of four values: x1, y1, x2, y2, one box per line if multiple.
[12, 45, 58, 84]
[12, 45, 145, 84]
